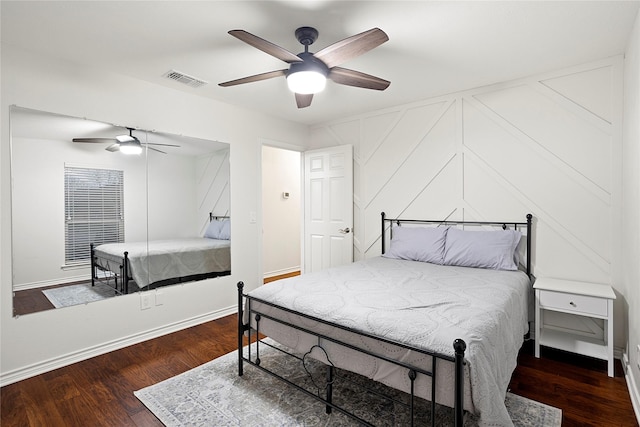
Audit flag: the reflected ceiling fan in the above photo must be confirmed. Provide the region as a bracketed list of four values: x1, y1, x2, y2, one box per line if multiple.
[72, 128, 179, 154]
[219, 26, 390, 108]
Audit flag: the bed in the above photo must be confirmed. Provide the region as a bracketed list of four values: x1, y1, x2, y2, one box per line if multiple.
[238, 212, 533, 427]
[91, 214, 231, 294]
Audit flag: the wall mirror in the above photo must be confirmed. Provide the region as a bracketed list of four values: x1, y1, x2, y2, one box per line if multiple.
[10, 106, 230, 316]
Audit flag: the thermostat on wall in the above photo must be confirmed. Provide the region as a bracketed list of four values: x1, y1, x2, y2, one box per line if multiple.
[282, 192, 290, 199]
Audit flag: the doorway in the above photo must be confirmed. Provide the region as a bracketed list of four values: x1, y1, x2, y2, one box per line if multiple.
[261, 145, 302, 281]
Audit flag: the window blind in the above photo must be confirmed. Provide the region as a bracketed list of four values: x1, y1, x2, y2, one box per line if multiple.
[64, 166, 124, 265]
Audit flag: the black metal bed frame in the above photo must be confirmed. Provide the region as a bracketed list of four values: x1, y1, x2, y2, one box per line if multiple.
[238, 212, 533, 426]
[90, 214, 230, 294]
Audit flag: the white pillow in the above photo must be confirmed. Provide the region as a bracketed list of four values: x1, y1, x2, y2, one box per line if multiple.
[383, 226, 448, 264]
[204, 219, 230, 240]
[443, 227, 521, 270]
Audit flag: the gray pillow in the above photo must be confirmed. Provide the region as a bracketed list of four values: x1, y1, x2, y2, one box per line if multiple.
[383, 226, 448, 264]
[443, 227, 521, 270]
[204, 219, 230, 240]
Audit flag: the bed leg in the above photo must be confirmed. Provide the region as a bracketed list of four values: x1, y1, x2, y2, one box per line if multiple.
[325, 365, 334, 414]
[90, 243, 95, 287]
[453, 339, 466, 427]
[123, 251, 129, 294]
[237, 281, 244, 377]
[408, 369, 417, 427]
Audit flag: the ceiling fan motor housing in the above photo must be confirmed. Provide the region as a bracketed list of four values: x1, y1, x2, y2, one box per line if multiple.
[287, 52, 329, 77]
[295, 26, 319, 47]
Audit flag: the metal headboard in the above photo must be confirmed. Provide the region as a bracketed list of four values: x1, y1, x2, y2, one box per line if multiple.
[380, 212, 533, 278]
[209, 213, 230, 221]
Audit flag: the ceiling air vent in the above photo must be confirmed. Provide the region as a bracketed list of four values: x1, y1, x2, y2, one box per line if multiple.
[163, 70, 208, 88]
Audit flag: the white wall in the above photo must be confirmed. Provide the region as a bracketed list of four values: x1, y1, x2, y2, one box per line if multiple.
[262, 146, 301, 278]
[310, 56, 627, 348]
[622, 8, 640, 419]
[0, 45, 308, 385]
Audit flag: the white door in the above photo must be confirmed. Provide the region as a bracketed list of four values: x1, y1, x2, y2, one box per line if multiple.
[304, 145, 353, 273]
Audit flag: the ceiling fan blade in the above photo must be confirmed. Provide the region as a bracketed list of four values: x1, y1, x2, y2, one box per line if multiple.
[146, 146, 167, 154]
[145, 142, 180, 147]
[295, 93, 313, 109]
[228, 30, 302, 64]
[73, 137, 117, 144]
[314, 28, 389, 68]
[105, 144, 120, 152]
[329, 67, 390, 91]
[219, 69, 287, 87]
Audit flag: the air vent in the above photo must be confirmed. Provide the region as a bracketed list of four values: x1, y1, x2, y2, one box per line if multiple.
[163, 70, 208, 88]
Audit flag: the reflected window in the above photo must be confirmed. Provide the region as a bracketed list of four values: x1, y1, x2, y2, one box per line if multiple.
[64, 166, 124, 266]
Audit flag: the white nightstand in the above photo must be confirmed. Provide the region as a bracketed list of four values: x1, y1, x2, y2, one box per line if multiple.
[534, 277, 616, 377]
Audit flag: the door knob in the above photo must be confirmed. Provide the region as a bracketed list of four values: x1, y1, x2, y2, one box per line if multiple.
[339, 227, 351, 234]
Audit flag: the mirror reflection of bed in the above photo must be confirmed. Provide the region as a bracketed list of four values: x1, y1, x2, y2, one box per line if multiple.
[10, 106, 231, 316]
[90, 214, 231, 294]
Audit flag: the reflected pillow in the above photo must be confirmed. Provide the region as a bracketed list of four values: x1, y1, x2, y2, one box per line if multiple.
[443, 228, 521, 270]
[219, 219, 231, 240]
[383, 226, 448, 264]
[204, 219, 231, 240]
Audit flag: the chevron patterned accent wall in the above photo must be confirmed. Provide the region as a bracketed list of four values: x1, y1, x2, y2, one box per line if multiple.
[310, 58, 622, 285]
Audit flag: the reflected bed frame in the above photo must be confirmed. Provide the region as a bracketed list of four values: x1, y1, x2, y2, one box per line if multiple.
[90, 213, 230, 294]
[237, 212, 533, 427]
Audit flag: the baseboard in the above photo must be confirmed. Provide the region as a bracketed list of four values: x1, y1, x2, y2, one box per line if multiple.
[13, 273, 92, 291]
[0, 305, 236, 387]
[622, 351, 640, 424]
[263, 266, 300, 279]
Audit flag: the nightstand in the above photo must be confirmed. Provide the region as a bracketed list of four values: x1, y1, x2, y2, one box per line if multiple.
[534, 277, 616, 377]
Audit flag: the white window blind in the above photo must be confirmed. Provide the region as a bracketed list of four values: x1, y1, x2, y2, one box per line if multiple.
[64, 166, 124, 265]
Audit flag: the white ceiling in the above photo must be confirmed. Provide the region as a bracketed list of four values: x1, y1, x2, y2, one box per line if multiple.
[2, 1, 639, 126]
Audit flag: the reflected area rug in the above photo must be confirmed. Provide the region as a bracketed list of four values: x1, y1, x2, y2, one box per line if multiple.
[135, 340, 562, 426]
[42, 282, 117, 308]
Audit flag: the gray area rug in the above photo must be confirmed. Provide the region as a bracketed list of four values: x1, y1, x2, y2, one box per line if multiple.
[135, 340, 562, 426]
[42, 282, 117, 308]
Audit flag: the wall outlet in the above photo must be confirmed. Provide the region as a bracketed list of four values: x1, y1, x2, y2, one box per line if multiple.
[140, 293, 152, 310]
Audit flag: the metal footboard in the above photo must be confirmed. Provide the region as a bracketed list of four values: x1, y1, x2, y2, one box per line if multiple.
[237, 281, 466, 427]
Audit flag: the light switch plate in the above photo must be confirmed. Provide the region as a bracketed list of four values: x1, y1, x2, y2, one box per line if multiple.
[140, 293, 152, 310]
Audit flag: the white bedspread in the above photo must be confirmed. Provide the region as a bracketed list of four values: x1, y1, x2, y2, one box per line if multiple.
[247, 256, 530, 427]
[95, 238, 230, 289]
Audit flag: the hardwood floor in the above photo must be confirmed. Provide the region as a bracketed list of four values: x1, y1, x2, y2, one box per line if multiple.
[2, 315, 637, 426]
[13, 280, 104, 316]
[510, 342, 638, 427]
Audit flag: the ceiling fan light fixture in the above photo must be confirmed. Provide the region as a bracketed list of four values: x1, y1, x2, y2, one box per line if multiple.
[286, 56, 329, 95]
[119, 141, 143, 155]
[287, 70, 326, 94]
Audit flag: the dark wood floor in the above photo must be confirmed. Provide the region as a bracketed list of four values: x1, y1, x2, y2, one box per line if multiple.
[1, 314, 637, 427]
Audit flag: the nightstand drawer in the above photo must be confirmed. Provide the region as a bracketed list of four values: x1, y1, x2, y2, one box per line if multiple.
[539, 290, 607, 317]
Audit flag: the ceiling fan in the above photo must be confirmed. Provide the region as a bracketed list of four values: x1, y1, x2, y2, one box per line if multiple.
[72, 128, 179, 154]
[219, 26, 390, 108]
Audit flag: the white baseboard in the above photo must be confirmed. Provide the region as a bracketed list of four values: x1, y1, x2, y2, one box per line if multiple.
[263, 266, 300, 279]
[13, 273, 92, 291]
[0, 305, 237, 387]
[622, 351, 640, 424]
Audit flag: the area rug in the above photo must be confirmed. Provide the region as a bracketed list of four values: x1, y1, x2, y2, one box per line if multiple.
[42, 282, 117, 308]
[135, 341, 562, 426]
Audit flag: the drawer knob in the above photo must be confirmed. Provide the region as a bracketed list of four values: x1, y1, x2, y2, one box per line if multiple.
[569, 301, 576, 307]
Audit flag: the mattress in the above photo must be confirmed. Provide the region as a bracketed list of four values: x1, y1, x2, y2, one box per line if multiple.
[246, 256, 530, 427]
[94, 238, 230, 289]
